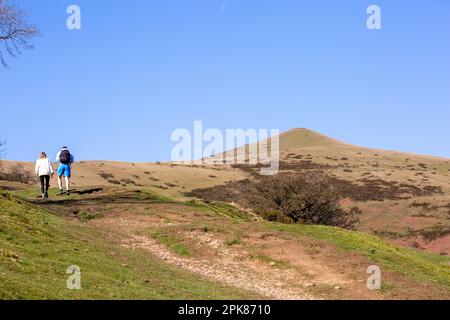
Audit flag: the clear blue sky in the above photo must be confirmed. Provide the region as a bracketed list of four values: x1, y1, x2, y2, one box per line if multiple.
[1, 0, 449, 162]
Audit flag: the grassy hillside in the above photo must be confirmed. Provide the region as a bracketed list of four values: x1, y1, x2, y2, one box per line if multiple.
[0, 129, 450, 276]
[0, 191, 258, 300]
[205, 129, 450, 256]
[1, 186, 449, 299]
[0, 160, 248, 199]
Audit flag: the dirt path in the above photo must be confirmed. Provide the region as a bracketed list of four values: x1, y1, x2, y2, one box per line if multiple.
[123, 234, 312, 300]
[91, 206, 378, 300]
[29, 188, 388, 300]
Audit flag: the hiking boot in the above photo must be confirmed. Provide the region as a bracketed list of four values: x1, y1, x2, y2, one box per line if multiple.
[59, 189, 64, 196]
[66, 190, 71, 196]
[41, 194, 45, 199]
[44, 192, 49, 199]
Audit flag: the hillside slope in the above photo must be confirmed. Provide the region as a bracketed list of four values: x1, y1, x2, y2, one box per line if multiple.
[0, 191, 258, 299]
[204, 129, 450, 255]
[1, 187, 449, 299]
[0, 160, 249, 199]
[1, 128, 450, 256]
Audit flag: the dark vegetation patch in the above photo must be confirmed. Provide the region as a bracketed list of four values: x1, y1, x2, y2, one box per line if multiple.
[238, 173, 360, 228]
[323, 177, 441, 201]
[165, 182, 178, 188]
[376, 225, 450, 242]
[107, 179, 121, 185]
[411, 213, 430, 218]
[188, 172, 362, 228]
[409, 202, 440, 211]
[286, 153, 305, 160]
[412, 225, 450, 242]
[98, 172, 114, 180]
[278, 161, 336, 171]
[409, 202, 450, 215]
[350, 179, 442, 201]
[422, 186, 443, 194]
[188, 171, 443, 207]
[0, 163, 36, 184]
[120, 178, 142, 187]
[0, 185, 19, 191]
[70, 188, 103, 195]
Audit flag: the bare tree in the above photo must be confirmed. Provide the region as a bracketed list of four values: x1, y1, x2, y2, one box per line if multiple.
[0, 0, 38, 68]
[0, 137, 5, 159]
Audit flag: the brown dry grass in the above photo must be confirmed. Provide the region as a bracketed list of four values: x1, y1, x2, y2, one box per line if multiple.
[2, 128, 450, 255]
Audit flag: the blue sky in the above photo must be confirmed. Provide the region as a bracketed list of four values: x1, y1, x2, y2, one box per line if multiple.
[1, 0, 449, 162]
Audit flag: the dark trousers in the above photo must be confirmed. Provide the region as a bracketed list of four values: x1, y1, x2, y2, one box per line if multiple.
[39, 175, 50, 194]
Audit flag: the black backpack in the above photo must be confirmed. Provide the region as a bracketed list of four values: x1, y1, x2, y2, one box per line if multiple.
[60, 150, 71, 164]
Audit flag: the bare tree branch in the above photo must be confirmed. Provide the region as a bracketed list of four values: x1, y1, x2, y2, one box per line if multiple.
[0, 0, 38, 68]
[0, 137, 6, 159]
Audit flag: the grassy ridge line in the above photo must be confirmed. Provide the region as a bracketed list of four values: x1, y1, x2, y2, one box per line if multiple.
[14, 186, 249, 221]
[0, 192, 258, 300]
[269, 223, 450, 288]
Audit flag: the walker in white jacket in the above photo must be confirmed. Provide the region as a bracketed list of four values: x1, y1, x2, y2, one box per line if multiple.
[35, 158, 54, 177]
[35, 156, 54, 198]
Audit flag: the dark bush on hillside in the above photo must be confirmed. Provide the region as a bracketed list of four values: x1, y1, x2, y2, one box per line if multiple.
[0, 163, 36, 184]
[98, 172, 114, 180]
[247, 173, 360, 229]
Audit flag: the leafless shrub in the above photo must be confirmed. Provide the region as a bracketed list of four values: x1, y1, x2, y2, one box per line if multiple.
[0, 137, 5, 159]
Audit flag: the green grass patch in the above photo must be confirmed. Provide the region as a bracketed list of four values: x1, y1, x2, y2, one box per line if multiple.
[251, 253, 290, 269]
[150, 229, 191, 256]
[14, 187, 79, 200]
[225, 238, 241, 246]
[0, 192, 258, 299]
[185, 200, 251, 221]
